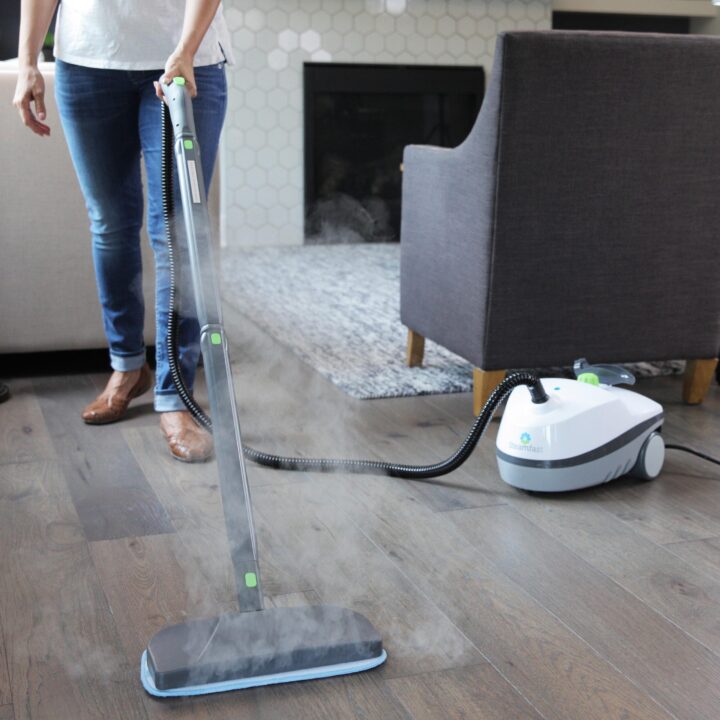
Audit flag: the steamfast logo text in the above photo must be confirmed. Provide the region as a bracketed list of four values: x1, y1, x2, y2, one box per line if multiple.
[508, 432, 543, 454]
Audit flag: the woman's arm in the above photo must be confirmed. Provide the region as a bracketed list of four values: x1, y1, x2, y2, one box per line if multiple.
[155, 0, 223, 99]
[13, 0, 59, 136]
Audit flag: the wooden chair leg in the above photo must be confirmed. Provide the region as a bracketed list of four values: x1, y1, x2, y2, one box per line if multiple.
[406, 329, 425, 367]
[683, 358, 718, 405]
[473, 368, 506, 416]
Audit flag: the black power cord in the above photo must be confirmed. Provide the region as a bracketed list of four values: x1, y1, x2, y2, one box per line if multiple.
[666, 444, 720, 468]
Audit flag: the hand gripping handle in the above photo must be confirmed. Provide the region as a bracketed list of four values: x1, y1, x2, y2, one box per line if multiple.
[161, 77, 197, 142]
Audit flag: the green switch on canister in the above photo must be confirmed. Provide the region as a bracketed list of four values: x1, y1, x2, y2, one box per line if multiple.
[577, 372, 600, 386]
[245, 572, 258, 589]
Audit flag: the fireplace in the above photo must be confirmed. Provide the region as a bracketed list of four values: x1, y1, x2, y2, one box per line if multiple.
[303, 62, 485, 243]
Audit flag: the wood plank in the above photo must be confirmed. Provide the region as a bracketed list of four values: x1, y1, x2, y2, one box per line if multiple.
[89, 534, 236, 665]
[122, 426, 239, 605]
[387, 664, 544, 720]
[89, 534, 236, 720]
[122, 426, 306, 605]
[293, 473, 675, 720]
[0, 610, 11, 707]
[595, 448, 720, 546]
[596, 479, 720, 545]
[250, 480, 484, 680]
[0, 461, 147, 720]
[34, 375, 174, 541]
[448, 504, 720, 720]
[509, 493, 720, 658]
[236, 670, 412, 720]
[0, 642, 9, 708]
[665, 536, 720, 584]
[371, 392, 511, 511]
[0, 378, 55, 466]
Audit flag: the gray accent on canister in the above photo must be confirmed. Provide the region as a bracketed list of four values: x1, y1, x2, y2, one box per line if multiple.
[497, 424, 663, 492]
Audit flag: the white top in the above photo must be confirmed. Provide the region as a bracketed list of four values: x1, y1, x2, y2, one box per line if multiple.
[54, 0, 235, 70]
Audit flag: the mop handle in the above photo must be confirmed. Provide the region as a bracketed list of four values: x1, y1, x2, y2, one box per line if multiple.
[161, 78, 221, 327]
[161, 78, 264, 612]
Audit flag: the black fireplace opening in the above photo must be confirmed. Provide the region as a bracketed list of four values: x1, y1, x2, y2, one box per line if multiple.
[552, 12, 690, 34]
[304, 63, 484, 243]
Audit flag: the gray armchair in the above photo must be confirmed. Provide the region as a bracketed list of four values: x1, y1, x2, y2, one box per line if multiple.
[400, 31, 720, 413]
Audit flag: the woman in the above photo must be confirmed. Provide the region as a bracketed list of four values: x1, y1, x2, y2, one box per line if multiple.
[13, 0, 234, 461]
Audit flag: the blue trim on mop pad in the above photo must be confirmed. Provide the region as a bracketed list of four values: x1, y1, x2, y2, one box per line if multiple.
[140, 649, 388, 697]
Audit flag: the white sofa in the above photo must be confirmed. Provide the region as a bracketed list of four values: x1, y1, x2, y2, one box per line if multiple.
[0, 62, 155, 353]
[0, 62, 220, 355]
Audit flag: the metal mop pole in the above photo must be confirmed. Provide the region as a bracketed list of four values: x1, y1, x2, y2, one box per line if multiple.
[162, 78, 263, 612]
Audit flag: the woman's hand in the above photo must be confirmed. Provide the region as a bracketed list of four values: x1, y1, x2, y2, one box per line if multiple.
[13, 64, 50, 136]
[155, 49, 197, 101]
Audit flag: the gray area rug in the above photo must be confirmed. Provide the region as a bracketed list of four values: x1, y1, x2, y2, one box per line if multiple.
[220, 244, 684, 400]
[221, 244, 474, 399]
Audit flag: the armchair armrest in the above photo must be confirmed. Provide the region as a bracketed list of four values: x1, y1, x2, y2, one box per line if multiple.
[399, 141, 496, 368]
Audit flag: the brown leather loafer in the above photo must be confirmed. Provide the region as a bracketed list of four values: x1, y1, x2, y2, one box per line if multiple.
[160, 413, 213, 463]
[82, 363, 153, 425]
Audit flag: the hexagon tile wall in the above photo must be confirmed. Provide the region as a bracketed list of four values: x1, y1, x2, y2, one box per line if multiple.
[220, 0, 552, 247]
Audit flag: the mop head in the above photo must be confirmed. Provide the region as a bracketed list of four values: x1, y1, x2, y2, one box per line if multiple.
[141, 605, 386, 697]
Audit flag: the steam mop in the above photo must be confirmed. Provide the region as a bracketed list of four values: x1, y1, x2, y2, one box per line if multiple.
[140, 78, 386, 697]
[142, 78, 718, 698]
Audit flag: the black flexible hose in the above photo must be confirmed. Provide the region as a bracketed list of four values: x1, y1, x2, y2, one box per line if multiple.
[162, 105, 209, 431]
[240, 370, 542, 478]
[161, 102, 548, 478]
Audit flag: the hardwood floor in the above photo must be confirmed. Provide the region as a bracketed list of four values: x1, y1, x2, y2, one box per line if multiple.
[1, 306, 719, 719]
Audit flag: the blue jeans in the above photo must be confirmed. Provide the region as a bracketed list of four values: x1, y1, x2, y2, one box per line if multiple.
[55, 59, 227, 411]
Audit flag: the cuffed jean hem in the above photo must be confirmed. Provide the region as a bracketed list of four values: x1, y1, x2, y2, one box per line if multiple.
[154, 392, 192, 413]
[110, 351, 147, 372]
